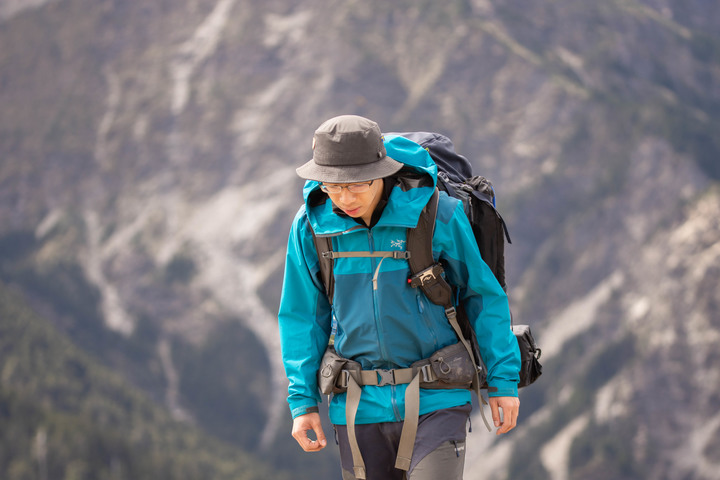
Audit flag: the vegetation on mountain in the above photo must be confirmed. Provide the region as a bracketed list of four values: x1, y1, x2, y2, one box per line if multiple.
[0, 282, 287, 480]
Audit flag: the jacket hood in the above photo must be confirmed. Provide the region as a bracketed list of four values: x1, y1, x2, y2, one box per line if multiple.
[302, 134, 438, 236]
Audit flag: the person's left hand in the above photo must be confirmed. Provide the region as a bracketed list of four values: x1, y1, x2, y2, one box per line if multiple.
[489, 396, 520, 435]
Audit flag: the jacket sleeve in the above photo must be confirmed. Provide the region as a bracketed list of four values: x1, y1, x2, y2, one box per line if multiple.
[434, 197, 521, 397]
[278, 207, 333, 418]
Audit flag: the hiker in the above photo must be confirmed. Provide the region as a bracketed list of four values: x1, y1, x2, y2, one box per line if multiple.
[278, 115, 521, 480]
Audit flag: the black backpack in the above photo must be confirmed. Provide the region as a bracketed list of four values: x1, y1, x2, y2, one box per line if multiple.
[311, 132, 541, 390]
[397, 132, 511, 291]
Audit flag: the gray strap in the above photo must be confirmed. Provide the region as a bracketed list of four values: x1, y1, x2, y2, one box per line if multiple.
[345, 375, 366, 479]
[342, 367, 434, 476]
[346, 369, 422, 473]
[395, 373, 421, 472]
[358, 368, 417, 387]
[445, 307, 492, 432]
[340, 365, 436, 390]
[321, 251, 411, 260]
[321, 250, 411, 291]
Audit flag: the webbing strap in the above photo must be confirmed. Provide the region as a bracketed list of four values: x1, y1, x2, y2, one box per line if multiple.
[395, 373, 420, 471]
[321, 251, 411, 260]
[359, 368, 417, 386]
[346, 375, 366, 479]
[445, 307, 492, 432]
[344, 371, 423, 476]
[313, 234, 335, 304]
[321, 250, 411, 291]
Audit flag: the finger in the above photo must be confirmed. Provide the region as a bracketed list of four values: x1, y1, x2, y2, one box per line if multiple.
[490, 399, 501, 428]
[293, 428, 322, 451]
[497, 417, 512, 435]
[497, 403, 519, 435]
[305, 435, 326, 452]
[292, 422, 327, 451]
[314, 425, 328, 448]
[508, 403, 519, 429]
[292, 421, 312, 451]
[307, 422, 327, 451]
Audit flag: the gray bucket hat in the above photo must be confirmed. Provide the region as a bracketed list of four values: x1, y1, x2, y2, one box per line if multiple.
[296, 115, 404, 183]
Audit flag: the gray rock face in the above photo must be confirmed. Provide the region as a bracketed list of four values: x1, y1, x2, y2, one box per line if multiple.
[1, 0, 718, 478]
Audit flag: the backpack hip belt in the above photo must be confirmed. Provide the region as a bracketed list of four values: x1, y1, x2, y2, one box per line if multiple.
[318, 341, 475, 395]
[317, 341, 475, 479]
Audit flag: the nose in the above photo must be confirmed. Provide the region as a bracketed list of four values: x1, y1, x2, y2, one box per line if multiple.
[338, 188, 356, 204]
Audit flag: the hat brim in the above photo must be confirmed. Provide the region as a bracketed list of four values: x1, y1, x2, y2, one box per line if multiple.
[296, 156, 404, 183]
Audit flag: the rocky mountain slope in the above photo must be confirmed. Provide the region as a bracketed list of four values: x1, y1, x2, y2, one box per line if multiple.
[1, 0, 719, 478]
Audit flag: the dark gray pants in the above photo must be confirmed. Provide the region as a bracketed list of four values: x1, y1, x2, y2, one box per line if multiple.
[335, 404, 470, 480]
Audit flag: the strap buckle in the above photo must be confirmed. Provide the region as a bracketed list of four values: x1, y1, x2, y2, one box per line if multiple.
[376, 369, 396, 386]
[338, 370, 350, 389]
[419, 364, 435, 383]
[408, 264, 444, 288]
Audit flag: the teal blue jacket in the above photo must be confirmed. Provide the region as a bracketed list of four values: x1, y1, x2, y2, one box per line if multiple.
[279, 135, 520, 425]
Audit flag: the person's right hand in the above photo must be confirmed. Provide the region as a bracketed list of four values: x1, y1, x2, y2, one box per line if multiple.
[292, 412, 327, 452]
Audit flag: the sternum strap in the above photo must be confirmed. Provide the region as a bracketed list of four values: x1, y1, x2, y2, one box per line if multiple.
[322, 250, 411, 291]
[321, 251, 411, 260]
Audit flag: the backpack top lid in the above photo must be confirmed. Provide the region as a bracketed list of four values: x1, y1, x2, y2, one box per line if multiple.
[387, 132, 472, 184]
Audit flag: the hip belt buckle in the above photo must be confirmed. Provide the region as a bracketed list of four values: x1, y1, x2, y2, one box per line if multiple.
[376, 369, 396, 386]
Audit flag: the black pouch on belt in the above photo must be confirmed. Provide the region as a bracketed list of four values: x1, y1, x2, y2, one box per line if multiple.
[412, 341, 475, 389]
[317, 346, 362, 395]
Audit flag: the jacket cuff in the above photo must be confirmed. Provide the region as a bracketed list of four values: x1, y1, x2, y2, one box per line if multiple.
[487, 380, 518, 397]
[291, 404, 320, 419]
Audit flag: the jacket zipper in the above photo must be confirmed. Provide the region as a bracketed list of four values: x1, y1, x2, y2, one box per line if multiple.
[368, 229, 402, 421]
[368, 230, 388, 360]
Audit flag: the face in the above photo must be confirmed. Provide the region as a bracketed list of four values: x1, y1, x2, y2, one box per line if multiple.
[323, 179, 384, 225]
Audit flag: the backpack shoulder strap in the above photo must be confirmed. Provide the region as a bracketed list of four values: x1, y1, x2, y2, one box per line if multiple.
[406, 188, 453, 308]
[406, 188, 438, 273]
[309, 221, 335, 305]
